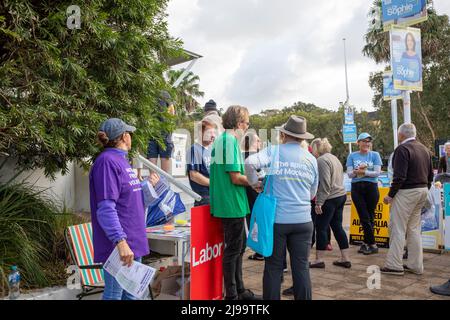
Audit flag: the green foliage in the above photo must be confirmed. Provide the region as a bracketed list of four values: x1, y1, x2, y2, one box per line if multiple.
[0, 160, 87, 296]
[249, 102, 381, 164]
[168, 69, 204, 115]
[0, 0, 182, 177]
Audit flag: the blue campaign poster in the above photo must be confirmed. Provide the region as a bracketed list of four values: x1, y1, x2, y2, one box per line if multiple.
[343, 124, 357, 144]
[444, 183, 450, 250]
[383, 71, 402, 100]
[382, 0, 427, 30]
[344, 104, 354, 124]
[390, 26, 423, 91]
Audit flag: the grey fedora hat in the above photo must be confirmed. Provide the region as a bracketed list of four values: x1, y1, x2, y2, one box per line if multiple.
[279, 115, 314, 140]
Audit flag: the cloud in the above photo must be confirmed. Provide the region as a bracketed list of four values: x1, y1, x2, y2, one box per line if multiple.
[168, 0, 450, 114]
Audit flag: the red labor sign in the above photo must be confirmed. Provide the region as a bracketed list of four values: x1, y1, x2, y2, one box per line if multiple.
[190, 205, 224, 300]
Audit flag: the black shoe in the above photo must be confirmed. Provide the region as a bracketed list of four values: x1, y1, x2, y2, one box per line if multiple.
[309, 261, 325, 268]
[248, 253, 264, 261]
[333, 260, 352, 269]
[238, 289, 262, 300]
[430, 281, 450, 296]
[363, 246, 379, 255]
[282, 286, 294, 296]
[358, 244, 369, 254]
[380, 267, 404, 276]
[403, 265, 422, 275]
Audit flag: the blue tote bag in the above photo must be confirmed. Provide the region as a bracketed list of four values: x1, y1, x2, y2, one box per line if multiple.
[246, 148, 278, 257]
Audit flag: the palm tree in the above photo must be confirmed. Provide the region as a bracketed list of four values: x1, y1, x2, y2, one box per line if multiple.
[168, 69, 205, 113]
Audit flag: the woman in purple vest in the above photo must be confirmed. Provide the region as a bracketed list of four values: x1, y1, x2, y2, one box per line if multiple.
[89, 118, 149, 300]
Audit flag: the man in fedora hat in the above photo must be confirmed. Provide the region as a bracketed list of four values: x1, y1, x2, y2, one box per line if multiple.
[245, 115, 318, 300]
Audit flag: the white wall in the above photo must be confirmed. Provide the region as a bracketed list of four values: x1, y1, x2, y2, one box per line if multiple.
[0, 157, 76, 211]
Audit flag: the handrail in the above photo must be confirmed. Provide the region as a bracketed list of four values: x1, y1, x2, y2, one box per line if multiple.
[138, 155, 202, 202]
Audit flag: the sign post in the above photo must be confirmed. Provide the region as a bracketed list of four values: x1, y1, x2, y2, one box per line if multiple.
[383, 70, 402, 147]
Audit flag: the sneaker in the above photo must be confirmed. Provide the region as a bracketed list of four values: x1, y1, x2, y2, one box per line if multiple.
[362, 246, 379, 255]
[358, 244, 369, 254]
[309, 261, 325, 268]
[333, 260, 352, 269]
[430, 281, 450, 296]
[238, 289, 262, 300]
[380, 267, 404, 276]
[282, 286, 294, 296]
[403, 265, 422, 275]
[326, 243, 333, 251]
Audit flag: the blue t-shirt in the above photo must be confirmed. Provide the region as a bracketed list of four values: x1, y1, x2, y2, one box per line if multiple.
[186, 143, 211, 197]
[346, 151, 382, 184]
[247, 143, 319, 224]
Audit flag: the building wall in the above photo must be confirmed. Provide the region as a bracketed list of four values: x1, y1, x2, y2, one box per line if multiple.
[0, 157, 76, 211]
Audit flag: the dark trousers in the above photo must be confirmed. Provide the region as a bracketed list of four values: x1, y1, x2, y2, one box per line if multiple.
[311, 199, 331, 248]
[221, 217, 247, 299]
[351, 182, 379, 245]
[316, 195, 349, 251]
[263, 222, 313, 300]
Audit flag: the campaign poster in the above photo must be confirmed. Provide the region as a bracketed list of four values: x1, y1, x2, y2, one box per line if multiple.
[383, 70, 403, 100]
[390, 26, 423, 91]
[171, 133, 188, 176]
[444, 183, 450, 251]
[350, 187, 390, 248]
[190, 205, 224, 300]
[421, 186, 444, 250]
[382, 0, 428, 31]
[343, 124, 357, 144]
[344, 104, 354, 124]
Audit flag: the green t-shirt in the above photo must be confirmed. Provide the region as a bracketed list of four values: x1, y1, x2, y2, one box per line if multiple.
[210, 132, 250, 218]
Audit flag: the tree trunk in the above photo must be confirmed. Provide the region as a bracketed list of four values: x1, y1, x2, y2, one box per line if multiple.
[415, 92, 436, 150]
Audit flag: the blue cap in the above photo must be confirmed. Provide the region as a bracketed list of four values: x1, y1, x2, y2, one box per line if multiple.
[99, 118, 136, 141]
[357, 132, 373, 141]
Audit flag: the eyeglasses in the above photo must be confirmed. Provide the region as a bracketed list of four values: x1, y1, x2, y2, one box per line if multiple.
[360, 139, 372, 143]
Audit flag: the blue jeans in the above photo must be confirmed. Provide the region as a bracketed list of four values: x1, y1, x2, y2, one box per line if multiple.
[103, 257, 143, 300]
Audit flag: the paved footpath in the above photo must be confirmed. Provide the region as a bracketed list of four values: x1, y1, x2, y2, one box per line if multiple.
[242, 205, 450, 300]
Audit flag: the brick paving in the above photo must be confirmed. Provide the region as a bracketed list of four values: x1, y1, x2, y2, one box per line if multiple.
[242, 205, 450, 300]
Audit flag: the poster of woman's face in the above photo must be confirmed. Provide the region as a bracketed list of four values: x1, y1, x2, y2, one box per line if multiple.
[390, 26, 423, 92]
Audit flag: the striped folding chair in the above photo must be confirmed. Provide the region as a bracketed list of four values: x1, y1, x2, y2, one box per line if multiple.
[65, 222, 104, 300]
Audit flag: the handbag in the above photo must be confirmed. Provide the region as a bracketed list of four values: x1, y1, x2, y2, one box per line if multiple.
[246, 147, 278, 257]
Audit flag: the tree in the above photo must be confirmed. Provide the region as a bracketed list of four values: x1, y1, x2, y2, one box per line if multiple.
[363, 1, 450, 153]
[168, 69, 204, 114]
[0, 0, 182, 177]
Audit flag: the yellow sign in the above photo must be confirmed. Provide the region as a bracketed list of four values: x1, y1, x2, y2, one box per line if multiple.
[350, 187, 390, 248]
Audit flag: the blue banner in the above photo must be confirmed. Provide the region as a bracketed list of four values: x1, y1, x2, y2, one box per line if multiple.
[383, 71, 402, 100]
[343, 124, 357, 144]
[382, 0, 427, 30]
[390, 26, 423, 91]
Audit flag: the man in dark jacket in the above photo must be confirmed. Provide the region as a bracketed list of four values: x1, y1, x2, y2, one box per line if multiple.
[381, 123, 433, 276]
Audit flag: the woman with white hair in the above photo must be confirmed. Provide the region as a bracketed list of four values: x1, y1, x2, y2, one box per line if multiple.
[309, 138, 351, 268]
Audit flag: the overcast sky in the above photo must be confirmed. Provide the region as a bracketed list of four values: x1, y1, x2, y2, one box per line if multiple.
[167, 0, 450, 115]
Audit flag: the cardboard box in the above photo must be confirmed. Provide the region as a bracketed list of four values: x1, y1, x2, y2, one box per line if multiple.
[151, 264, 190, 300]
